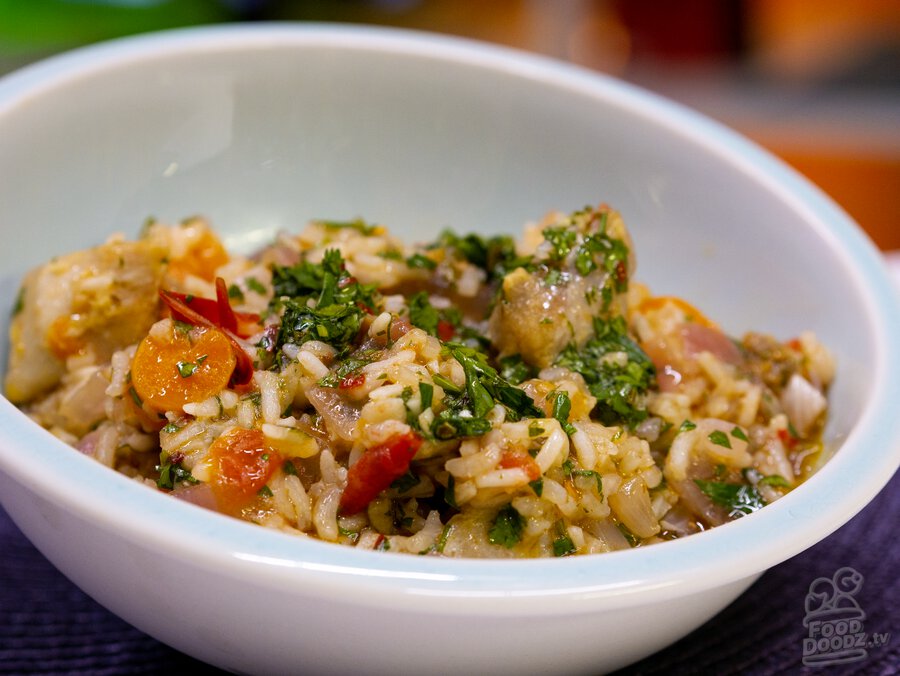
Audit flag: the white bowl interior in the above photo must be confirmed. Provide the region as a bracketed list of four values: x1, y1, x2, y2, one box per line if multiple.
[0, 24, 898, 675]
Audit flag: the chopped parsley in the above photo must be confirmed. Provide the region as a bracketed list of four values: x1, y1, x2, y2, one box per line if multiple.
[428, 345, 554, 440]
[488, 504, 524, 548]
[405, 252, 437, 270]
[548, 390, 577, 435]
[708, 430, 732, 449]
[227, 283, 245, 301]
[156, 455, 198, 490]
[315, 217, 380, 236]
[498, 354, 535, 385]
[271, 249, 379, 358]
[552, 520, 577, 557]
[694, 479, 767, 518]
[430, 230, 527, 282]
[554, 316, 655, 427]
[245, 277, 267, 295]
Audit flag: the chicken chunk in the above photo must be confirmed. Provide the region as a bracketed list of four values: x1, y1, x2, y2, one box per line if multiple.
[487, 206, 634, 368]
[5, 236, 167, 404]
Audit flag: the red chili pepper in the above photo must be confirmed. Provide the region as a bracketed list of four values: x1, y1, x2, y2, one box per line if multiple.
[436, 319, 455, 342]
[162, 278, 260, 339]
[339, 431, 423, 515]
[159, 288, 255, 387]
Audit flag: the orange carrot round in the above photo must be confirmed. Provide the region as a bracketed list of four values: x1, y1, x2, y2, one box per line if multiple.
[131, 323, 236, 412]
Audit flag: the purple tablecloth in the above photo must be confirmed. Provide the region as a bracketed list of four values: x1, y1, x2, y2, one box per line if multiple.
[2, 472, 897, 675]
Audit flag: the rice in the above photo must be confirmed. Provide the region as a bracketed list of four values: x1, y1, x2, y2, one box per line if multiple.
[4, 204, 835, 557]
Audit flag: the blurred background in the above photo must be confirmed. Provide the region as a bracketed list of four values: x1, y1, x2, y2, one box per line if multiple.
[0, 0, 897, 251]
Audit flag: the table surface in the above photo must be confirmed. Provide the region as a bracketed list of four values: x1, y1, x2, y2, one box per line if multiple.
[1, 467, 897, 675]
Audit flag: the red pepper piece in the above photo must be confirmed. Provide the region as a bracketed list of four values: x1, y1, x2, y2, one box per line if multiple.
[162, 278, 260, 339]
[339, 431, 423, 515]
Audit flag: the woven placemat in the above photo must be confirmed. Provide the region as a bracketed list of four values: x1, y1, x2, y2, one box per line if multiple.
[2, 471, 897, 675]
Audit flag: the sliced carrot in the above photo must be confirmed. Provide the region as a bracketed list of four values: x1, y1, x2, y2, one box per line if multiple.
[207, 428, 281, 514]
[131, 323, 236, 412]
[159, 289, 254, 387]
[636, 295, 717, 329]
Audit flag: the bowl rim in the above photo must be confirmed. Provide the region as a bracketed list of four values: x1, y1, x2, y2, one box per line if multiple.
[1, 22, 899, 611]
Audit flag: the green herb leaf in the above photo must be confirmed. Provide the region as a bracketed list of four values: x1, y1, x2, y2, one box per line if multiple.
[694, 479, 767, 518]
[554, 316, 654, 427]
[708, 430, 732, 449]
[679, 420, 697, 433]
[419, 382, 434, 410]
[549, 390, 577, 435]
[488, 504, 524, 548]
[758, 474, 791, 488]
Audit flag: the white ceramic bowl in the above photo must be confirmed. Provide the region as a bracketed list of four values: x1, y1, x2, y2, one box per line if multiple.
[1, 24, 898, 676]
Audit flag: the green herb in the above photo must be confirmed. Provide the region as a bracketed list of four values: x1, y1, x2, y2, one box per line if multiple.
[694, 479, 767, 518]
[731, 426, 748, 442]
[572, 469, 603, 495]
[758, 474, 791, 488]
[11, 286, 24, 317]
[242, 391, 262, 406]
[318, 354, 377, 388]
[405, 253, 437, 270]
[488, 504, 524, 548]
[161, 422, 181, 434]
[315, 217, 379, 236]
[430, 230, 528, 281]
[542, 227, 578, 262]
[708, 430, 732, 449]
[529, 477, 544, 496]
[679, 420, 697, 433]
[431, 410, 493, 440]
[390, 470, 419, 494]
[378, 249, 404, 261]
[447, 343, 543, 421]
[549, 390, 577, 435]
[498, 354, 535, 385]
[432, 373, 462, 395]
[176, 357, 204, 378]
[283, 460, 298, 476]
[444, 475, 458, 508]
[227, 284, 244, 301]
[419, 382, 434, 410]
[407, 292, 441, 337]
[554, 316, 654, 427]
[435, 524, 453, 554]
[553, 533, 576, 557]
[617, 523, 640, 547]
[272, 249, 378, 357]
[257, 485, 273, 498]
[156, 455, 199, 490]
[246, 277, 267, 295]
[528, 421, 545, 437]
